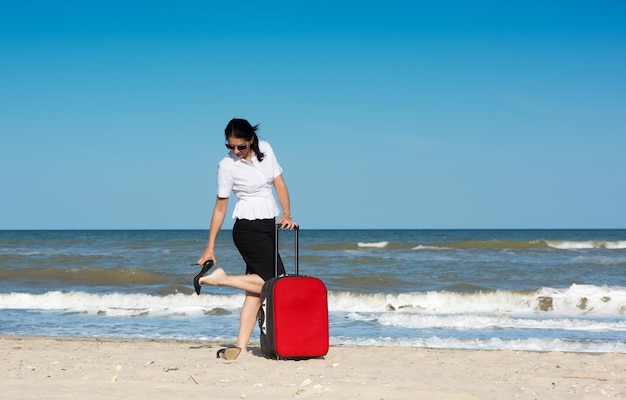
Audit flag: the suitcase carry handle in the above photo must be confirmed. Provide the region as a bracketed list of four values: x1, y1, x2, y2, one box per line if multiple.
[275, 224, 299, 277]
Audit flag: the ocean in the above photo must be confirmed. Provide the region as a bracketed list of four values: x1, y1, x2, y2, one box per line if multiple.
[1, 229, 625, 353]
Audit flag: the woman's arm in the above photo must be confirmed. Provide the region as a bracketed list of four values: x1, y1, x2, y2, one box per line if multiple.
[274, 174, 298, 229]
[198, 196, 229, 265]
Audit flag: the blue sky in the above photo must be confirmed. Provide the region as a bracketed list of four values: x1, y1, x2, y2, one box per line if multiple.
[1, 1, 625, 229]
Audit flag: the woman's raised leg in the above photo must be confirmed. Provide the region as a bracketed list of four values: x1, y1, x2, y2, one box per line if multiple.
[199, 267, 264, 294]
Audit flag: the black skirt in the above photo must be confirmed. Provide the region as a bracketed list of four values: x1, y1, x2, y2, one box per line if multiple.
[232, 218, 285, 281]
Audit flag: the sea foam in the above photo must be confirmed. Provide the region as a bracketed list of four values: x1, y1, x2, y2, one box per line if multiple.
[357, 241, 389, 248]
[2, 284, 624, 317]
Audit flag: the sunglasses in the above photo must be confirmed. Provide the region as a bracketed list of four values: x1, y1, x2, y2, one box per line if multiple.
[225, 143, 249, 151]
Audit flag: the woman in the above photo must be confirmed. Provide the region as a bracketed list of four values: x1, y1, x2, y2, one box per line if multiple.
[195, 118, 297, 359]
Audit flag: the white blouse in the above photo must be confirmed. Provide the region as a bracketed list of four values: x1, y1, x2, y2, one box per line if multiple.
[216, 140, 283, 220]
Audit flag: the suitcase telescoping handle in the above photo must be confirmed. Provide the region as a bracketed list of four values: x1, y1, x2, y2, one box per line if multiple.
[274, 224, 299, 277]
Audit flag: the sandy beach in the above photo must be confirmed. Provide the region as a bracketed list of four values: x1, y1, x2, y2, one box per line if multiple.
[1, 336, 624, 399]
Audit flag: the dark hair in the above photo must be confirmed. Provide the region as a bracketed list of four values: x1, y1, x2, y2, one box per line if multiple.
[224, 118, 265, 162]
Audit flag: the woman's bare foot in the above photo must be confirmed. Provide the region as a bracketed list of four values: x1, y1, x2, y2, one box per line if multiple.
[199, 267, 227, 286]
[239, 349, 254, 357]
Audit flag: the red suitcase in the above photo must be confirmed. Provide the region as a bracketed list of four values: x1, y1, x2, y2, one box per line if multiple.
[258, 226, 329, 359]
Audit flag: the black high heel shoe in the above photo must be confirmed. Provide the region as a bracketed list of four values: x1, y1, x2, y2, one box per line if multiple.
[192, 260, 214, 295]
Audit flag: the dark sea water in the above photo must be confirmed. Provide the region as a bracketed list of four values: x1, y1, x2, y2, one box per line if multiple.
[1, 229, 625, 352]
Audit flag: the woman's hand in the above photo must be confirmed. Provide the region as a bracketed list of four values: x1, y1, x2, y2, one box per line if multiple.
[277, 213, 298, 230]
[197, 248, 216, 267]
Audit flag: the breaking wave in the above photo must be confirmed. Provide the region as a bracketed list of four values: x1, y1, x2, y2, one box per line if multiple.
[1, 284, 624, 318]
[312, 239, 626, 251]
